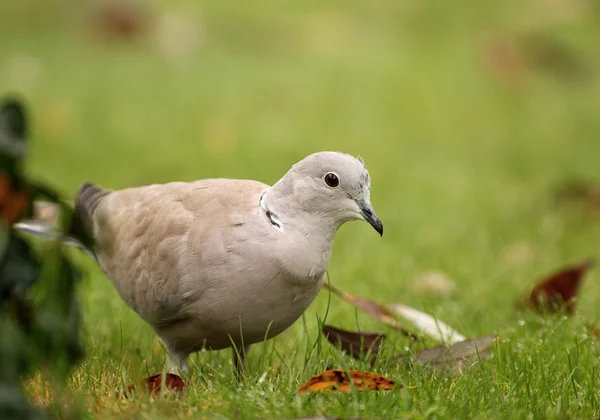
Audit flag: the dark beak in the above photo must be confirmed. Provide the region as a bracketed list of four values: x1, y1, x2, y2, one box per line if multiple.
[358, 200, 383, 236]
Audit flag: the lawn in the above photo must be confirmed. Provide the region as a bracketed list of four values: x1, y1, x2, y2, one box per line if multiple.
[2, 0, 600, 418]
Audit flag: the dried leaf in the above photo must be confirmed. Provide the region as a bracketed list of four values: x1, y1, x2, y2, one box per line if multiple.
[90, 0, 151, 41]
[481, 36, 526, 88]
[519, 33, 590, 82]
[298, 369, 398, 395]
[386, 304, 466, 344]
[321, 283, 417, 339]
[322, 325, 385, 364]
[127, 373, 186, 396]
[397, 335, 497, 374]
[554, 179, 600, 209]
[585, 322, 600, 341]
[145, 373, 185, 394]
[528, 259, 594, 314]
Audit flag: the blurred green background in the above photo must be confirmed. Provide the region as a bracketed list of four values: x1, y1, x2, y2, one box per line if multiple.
[2, 0, 600, 417]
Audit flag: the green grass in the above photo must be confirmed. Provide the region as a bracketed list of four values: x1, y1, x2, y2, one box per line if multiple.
[2, 0, 600, 418]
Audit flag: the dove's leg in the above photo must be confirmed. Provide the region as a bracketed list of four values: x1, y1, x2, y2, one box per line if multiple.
[166, 349, 189, 375]
[233, 344, 252, 378]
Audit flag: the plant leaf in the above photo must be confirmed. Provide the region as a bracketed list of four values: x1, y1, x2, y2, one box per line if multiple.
[321, 282, 417, 339]
[322, 325, 385, 364]
[298, 369, 398, 394]
[0, 98, 27, 165]
[0, 233, 40, 304]
[0, 98, 33, 226]
[528, 259, 594, 314]
[386, 303, 466, 344]
[397, 335, 497, 374]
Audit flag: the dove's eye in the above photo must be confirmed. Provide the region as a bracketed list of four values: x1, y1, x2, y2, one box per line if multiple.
[324, 172, 339, 188]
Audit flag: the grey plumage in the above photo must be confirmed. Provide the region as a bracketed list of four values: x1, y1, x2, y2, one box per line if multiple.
[14, 151, 383, 375]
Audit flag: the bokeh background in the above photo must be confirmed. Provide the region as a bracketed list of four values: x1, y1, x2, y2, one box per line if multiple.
[2, 0, 600, 417]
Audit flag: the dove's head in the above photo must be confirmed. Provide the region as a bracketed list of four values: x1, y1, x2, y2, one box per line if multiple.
[269, 151, 383, 236]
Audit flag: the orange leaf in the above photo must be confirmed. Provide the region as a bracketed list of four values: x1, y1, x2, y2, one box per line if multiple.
[322, 283, 417, 339]
[528, 259, 594, 314]
[298, 369, 398, 395]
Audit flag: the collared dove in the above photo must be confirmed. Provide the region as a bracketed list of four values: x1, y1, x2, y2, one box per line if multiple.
[15, 151, 383, 376]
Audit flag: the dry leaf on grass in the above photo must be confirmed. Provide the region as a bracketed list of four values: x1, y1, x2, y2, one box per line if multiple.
[322, 325, 385, 364]
[126, 373, 185, 397]
[554, 179, 600, 209]
[528, 259, 595, 314]
[585, 322, 600, 341]
[322, 283, 417, 339]
[322, 283, 467, 344]
[481, 36, 526, 88]
[89, 0, 152, 41]
[387, 303, 466, 344]
[298, 369, 398, 394]
[519, 33, 590, 82]
[397, 335, 498, 374]
[322, 326, 496, 374]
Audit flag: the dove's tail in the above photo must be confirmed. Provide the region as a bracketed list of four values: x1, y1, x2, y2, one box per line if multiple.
[13, 201, 91, 255]
[13, 182, 110, 261]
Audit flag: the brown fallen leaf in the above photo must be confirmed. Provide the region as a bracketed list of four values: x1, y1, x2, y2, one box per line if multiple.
[554, 179, 600, 209]
[322, 325, 385, 364]
[126, 373, 185, 397]
[298, 369, 398, 394]
[481, 36, 526, 88]
[89, 0, 151, 41]
[519, 33, 591, 82]
[528, 259, 595, 314]
[397, 335, 498, 374]
[585, 322, 600, 341]
[321, 283, 417, 340]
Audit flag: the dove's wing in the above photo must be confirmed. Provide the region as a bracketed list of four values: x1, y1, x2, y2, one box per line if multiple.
[83, 179, 270, 326]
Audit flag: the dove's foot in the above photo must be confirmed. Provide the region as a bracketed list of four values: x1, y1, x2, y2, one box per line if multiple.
[166, 349, 189, 376]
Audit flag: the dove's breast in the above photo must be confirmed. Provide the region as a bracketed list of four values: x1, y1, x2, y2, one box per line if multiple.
[174, 208, 329, 350]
